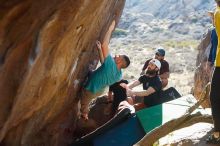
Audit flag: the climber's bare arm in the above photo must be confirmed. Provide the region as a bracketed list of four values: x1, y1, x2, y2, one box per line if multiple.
[96, 41, 104, 64]
[102, 20, 116, 59]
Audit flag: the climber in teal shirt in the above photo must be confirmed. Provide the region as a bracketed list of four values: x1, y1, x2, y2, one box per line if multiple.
[80, 20, 130, 120]
[85, 54, 122, 94]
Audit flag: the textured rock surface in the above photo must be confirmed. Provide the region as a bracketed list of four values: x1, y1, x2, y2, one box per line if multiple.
[74, 96, 114, 138]
[0, 0, 125, 145]
[193, 31, 212, 108]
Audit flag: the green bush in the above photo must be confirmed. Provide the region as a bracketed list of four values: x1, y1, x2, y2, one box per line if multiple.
[112, 28, 128, 37]
[163, 40, 199, 48]
[191, 18, 198, 23]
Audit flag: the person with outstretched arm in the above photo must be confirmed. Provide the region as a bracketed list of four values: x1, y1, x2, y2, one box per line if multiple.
[121, 59, 162, 111]
[79, 20, 130, 120]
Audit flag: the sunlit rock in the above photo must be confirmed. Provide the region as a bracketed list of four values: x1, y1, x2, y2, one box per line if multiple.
[0, 0, 125, 145]
[193, 31, 212, 108]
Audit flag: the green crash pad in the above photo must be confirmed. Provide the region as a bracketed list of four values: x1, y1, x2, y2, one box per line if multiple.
[136, 104, 162, 133]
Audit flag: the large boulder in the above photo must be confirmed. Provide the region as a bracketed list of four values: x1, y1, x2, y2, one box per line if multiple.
[0, 0, 125, 145]
[74, 95, 114, 138]
[193, 30, 212, 108]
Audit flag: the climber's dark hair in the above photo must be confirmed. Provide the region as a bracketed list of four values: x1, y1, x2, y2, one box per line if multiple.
[122, 55, 130, 68]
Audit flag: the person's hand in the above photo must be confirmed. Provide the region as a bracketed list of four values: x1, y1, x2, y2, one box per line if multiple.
[140, 70, 145, 75]
[96, 40, 102, 50]
[81, 113, 89, 120]
[109, 20, 116, 32]
[120, 83, 134, 96]
[118, 101, 135, 113]
[120, 83, 128, 89]
[126, 88, 134, 97]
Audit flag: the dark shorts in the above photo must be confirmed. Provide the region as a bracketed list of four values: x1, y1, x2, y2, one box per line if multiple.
[112, 95, 127, 111]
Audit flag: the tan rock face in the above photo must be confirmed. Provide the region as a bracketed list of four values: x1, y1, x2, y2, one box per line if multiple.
[0, 0, 125, 145]
[193, 31, 212, 108]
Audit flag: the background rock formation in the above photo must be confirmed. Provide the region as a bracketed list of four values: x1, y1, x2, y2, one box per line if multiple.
[0, 0, 125, 145]
[193, 31, 212, 108]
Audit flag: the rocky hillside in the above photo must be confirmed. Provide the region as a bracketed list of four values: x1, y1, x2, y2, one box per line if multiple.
[119, 0, 215, 42]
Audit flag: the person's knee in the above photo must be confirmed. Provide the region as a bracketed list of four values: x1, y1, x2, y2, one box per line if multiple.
[134, 103, 146, 111]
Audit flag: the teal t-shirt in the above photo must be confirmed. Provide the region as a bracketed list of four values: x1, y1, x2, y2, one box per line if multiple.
[85, 55, 122, 94]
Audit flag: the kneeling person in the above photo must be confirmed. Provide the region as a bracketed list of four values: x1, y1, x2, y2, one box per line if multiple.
[121, 59, 162, 111]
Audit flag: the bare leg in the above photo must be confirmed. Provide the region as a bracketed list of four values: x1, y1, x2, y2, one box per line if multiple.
[80, 89, 94, 120]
